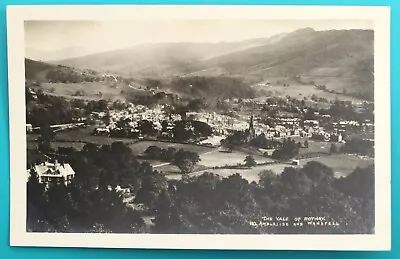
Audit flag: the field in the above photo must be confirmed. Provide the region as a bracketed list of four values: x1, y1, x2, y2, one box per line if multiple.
[27, 124, 372, 182]
[164, 153, 373, 183]
[301, 154, 374, 177]
[38, 82, 121, 101]
[27, 127, 215, 155]
[129, 141, 214, 155]
[27, 141, 86, 151]
[36, 80, 140, 102]
[156, 149, 275, 179]
[199, 149, 273, 167]
[27, 127, 138, 151]
[254, 84, 364, 105]
[298, 140, 344, 156]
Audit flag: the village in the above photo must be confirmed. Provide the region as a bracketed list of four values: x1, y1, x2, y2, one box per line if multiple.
[26, 93, 375, 187]
[88, 95, 373, 147]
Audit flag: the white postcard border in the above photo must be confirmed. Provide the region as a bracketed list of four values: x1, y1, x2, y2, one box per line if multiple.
[7, 5, 391, 251]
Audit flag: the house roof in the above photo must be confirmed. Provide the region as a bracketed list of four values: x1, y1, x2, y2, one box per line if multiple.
[33, 162, 75, 178]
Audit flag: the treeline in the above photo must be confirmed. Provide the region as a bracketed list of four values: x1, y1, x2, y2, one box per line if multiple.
[250, 134, 283, 149]
[170, 120, 212, 142]
[167, 76, 257, 101]
[25, 58, 102, 84]
[26, 89, 77, 127]
[153, 163, 374, 234]
[260, 96, 374, 124]
[222, 131, 283, 151]
[317, 100, 374, 123]
[271, 139, 300, 160]
[341, 137, 374, 156]
[27, 141, 374, 234]
[46, 68, 101, 84]
[26, 89, 112, 127]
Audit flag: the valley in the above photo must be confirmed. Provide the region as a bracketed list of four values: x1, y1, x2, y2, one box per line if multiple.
[25, 25, 376, 235]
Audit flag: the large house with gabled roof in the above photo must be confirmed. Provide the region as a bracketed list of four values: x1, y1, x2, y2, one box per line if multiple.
[27, 160, 75, 187]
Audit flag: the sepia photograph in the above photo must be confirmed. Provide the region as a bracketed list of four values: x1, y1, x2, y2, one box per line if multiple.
[7, 5, 391, 250]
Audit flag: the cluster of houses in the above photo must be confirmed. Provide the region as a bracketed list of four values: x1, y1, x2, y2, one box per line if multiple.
[87, 100, 370, 145]
[92, 104, 179, 136]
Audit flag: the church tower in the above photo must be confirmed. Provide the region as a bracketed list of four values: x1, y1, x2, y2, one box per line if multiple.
[249, 114, 256, 141]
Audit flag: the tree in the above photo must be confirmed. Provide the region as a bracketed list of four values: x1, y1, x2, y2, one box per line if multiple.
[82, 143, 99, 155]
[173, 149, 201, 174]
[258, 170, 278, 189]
[304, 140, 309, 148]
[138, 120, 156, 136]
[244, 155, 257, 167]
[116, 118, 131, 129]
[302, 161, 334, 184]
[152, 190, 182, 233]
[272, 139, 300, 160]
[187, 98, 206, 111]
[144, 146, 162, 159]
[249, 134, 281, 149]
[215, 174, 254, 212]
[340, 137, 374, 156]
[37, 125, 55, 153]
[86, 99, 108, 114]
[191, 120, 213, 137]
[164, 147, 177, 161]
[172, 121, 192, 142]
[161, 120, 169, 132]
[336, 165, 374, 199]
[134, 172, 167, 207]
[27, 169, 46, 211]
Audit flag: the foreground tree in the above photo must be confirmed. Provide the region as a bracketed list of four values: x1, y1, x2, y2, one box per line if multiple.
[173, 149, 201, 174]
[152, 190, 183, 233]
[244, 155, 257, 167]
[37, 124, 55, 153]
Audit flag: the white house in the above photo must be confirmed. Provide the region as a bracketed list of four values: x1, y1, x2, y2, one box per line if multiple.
[259, 148, 276, 157]
[27, 160, 75, 187]
[26, 124, 33, 132]
[292, 159, 300, 166]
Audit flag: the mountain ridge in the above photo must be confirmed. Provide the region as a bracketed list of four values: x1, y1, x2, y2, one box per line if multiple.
[29, 28, 374, 99]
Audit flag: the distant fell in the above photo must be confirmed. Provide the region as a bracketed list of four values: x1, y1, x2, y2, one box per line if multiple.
[49, 28, 374, 100]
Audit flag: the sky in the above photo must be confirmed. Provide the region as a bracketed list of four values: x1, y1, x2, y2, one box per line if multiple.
[25, 20, 373, 53]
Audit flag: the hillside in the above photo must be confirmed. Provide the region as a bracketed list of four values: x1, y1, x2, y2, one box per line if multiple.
[24, 58, 149, 102]
[200, 28, 374, 99]
[55, 39, 271, 77]
[53, 28, 374, 100]
[24, 58, 260, 106]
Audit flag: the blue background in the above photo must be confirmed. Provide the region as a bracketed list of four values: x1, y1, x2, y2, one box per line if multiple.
[0, 0, 398, 258]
